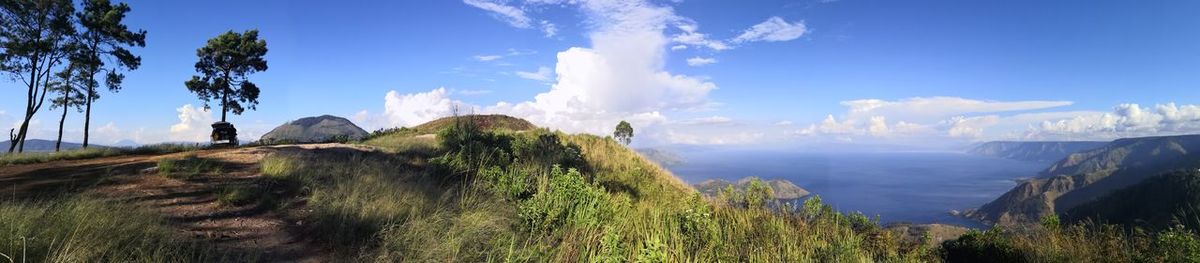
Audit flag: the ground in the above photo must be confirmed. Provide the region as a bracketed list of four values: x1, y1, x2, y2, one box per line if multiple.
[0, 143, 376, 262]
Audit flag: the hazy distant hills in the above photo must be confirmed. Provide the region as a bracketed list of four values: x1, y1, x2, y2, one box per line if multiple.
[635, 148, 685, 167]
[968, 134, 1200, 225]
[1, 139, 91, 153]
[968, 141, 1108, 163]
[260, 115, 368, 143]
[694, 177, 810, 200]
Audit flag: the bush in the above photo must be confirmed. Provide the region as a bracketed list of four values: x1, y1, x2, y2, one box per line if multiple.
[939, 228, 1022, 263]
[518, 166, 614, 233]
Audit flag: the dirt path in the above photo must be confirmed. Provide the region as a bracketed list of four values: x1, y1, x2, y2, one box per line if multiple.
[0, 143, 380, 262]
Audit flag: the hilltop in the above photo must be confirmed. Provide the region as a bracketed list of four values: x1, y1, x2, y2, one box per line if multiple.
[968, 141, 1108, 163]
[967, 134, 1200, 225]
[693, 177, 811, 199]
[1, 139, 96, 153]
[259, 115, 369, 143]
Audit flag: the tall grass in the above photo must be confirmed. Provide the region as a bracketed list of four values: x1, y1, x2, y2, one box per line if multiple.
[246, 118, 937, 262]
[0, 197, 245, 262]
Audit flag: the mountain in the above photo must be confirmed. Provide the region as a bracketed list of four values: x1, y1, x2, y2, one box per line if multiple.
[694, 177, 810, 199]
[968, 141, 1108, 163]
[967, 134, 1200, 225]
[1064, 170, 1200, 231]
[635, 148, 685, 167]
[260, 115, 369, 143]
[410, 114, 535, 133]
[1, 139, 89, 153]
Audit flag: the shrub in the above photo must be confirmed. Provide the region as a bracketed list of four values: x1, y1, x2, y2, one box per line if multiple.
[518, 166, 614, 233]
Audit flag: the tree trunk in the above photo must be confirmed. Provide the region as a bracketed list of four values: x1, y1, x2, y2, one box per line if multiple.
[56, 89, 69, 152]
[83, 83, 94, 148]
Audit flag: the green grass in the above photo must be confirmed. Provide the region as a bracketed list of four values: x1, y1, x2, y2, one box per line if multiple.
[0, 196, 247, 262]
[0, 143, 202, 166]
[156, 154, 223, 179]
[248, 118, 936, 262]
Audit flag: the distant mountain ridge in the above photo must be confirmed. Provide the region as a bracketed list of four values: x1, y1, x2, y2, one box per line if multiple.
[968, 141, 1108, 163]
[260, 115, 369, 143]
[967, 134, 1200, 225]
[1, 139, 92, 153]
[1064, 170, 1200, 231]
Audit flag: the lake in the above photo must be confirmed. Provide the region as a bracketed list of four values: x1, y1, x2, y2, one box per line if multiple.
[665, 149, 1046, 228]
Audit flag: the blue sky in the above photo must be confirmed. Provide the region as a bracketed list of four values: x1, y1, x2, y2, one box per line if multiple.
[3, 0, 1199, 147]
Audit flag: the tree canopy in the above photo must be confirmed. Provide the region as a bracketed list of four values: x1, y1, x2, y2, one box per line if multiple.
[613, 120, 633, 145]
[184, 29, 268, 122]
[70, 0, 146, 148]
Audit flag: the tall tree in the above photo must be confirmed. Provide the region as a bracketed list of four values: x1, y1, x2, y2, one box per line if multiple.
[184, 30, 268, 123]
[49, 63, 84, 151]
[613, 120, 633, 146]
[0, 0, 76, 153]
[72, 0, 145, 148]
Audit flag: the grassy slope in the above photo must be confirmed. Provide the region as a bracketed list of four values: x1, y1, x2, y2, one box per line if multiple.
[7, 114, 1200, 262]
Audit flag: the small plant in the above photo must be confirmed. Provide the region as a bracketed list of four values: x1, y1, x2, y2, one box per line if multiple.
[217, 186, 263, 207]
[156, 155, 221, 179]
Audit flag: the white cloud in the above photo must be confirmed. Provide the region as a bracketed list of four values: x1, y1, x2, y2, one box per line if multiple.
[840, 97, 1072, 123]
[474, 55, 503, 61]
[678, 116, 733, 126]
[169, 104, 215, 142]
[686, 56, 717, 66]
[774, 120, 793, 126]
[671, 23, 731, 51]
[670, 45, 687, 51]
[795, 97, 1076, 141]
[1025, 103, 1200, 140]
[463, 0, 532, 28]
[515, 66, 554, 81]
[384, 87, 477, 128]
[540, 20, 558, 37]
[732, 17, 808, 43]
[455, 89, 494, 96]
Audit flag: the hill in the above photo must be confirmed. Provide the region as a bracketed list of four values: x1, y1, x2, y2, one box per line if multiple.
[694, 177, 811, 199]
[967, 134, 1200, 225]
[259, 115, 369, 143]
[968, 141, 1108, 163]
[1064, 170, 1200, 231]
[411, 114, 535, 134]
[1, 139, 94, 153]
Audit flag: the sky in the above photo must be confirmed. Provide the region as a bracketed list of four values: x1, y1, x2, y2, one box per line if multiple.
[3, 0, 1200, 149]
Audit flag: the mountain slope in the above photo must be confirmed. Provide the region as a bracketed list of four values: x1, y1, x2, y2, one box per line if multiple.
[968, 141, 1108, 163]
[968, 134, 1200, 225]
[260, 115, 368, 143]
[1064, 170, 1200, 231]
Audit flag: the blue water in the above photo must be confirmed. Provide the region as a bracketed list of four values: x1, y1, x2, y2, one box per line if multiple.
[666, 149, 1046, 228]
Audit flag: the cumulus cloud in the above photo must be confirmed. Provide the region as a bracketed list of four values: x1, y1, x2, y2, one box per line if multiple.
[169, 104, 215, 142]
[515, 66, 554, 81]
[1025, 103, 1200, 140]
[732, 17, 808, 43]
[671, 23, 731, 51]
[686, 57, 717, 66]
[384, 87, 476, 128]
[677, 116, 733, 126]
[670, 45, 687, 51]
[540, 20, 558, 37]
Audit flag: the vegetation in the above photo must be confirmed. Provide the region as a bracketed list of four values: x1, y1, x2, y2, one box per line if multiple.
[0, 0, 146, 153]
[155, 154, 222, 179]
[613, 120, 633, 146]
[0, 196, 241, 262]
[0, 0, 77, 153]
[1065, 169, 1200, 232]
[940, 220, 1200, 262]
[70, 0, 147, 148]
[184, 29, 268, 122]
[0, 143, 200, 166]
